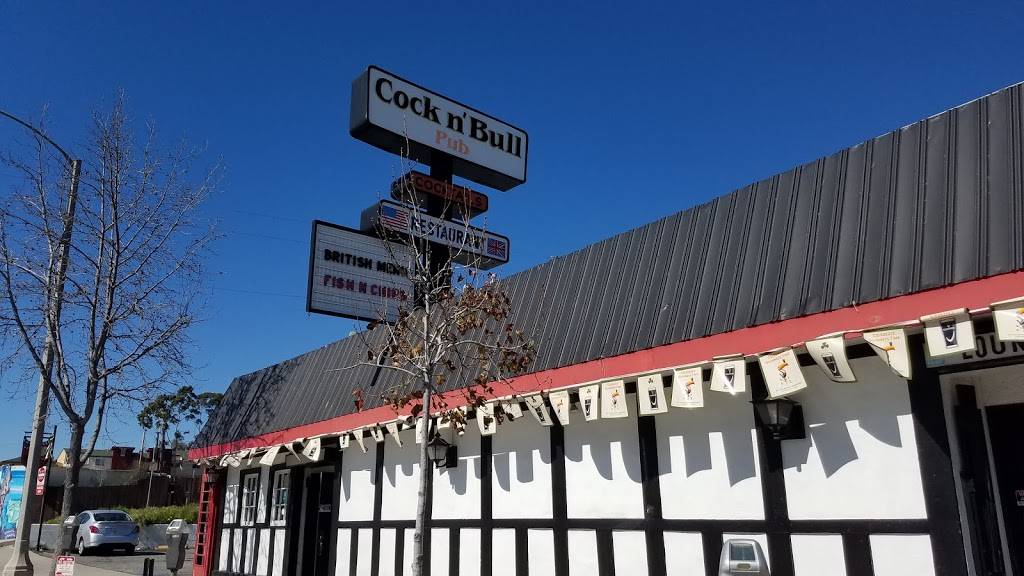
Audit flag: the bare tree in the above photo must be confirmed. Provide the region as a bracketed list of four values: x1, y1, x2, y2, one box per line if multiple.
[0, 94, 218, 517]
[341, 158, 535, 576]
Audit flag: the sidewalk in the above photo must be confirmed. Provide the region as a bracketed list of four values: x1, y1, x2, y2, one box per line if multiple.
[0, 546, 125, 576]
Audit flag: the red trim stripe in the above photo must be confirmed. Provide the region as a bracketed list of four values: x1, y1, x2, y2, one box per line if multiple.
[189, 270, 1024, 460]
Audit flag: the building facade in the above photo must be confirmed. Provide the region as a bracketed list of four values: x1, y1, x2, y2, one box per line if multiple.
[190, 82, 1024, 576]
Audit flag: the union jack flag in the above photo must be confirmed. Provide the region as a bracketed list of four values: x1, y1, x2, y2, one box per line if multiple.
[379, 204, 408, 230]
[486, 238, 507, 260]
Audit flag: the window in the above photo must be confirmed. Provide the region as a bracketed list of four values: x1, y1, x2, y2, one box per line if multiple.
[240, 473, 259, 526]
[730, 542, 756, 562]
[270, 470, 289, 525]
[93, 512, 131, 522]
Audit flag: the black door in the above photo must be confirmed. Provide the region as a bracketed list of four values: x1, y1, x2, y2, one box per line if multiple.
[986, 403, 1024, 576]
[301, 471, 336, 576]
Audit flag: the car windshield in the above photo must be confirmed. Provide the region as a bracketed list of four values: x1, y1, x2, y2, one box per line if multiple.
[93, 512, 131, 522]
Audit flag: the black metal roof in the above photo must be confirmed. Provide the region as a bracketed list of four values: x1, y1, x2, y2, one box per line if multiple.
[197, 82, 1024, 448]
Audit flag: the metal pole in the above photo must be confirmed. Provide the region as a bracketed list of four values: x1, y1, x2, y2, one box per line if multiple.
[0, 109, 81, 576]
[34, 427, 56, 552]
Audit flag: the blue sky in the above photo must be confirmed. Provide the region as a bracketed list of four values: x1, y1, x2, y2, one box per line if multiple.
[1, 1, 1022, 455]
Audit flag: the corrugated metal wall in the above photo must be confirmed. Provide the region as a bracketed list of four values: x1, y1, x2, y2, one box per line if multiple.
[198, 82, 1024, 447]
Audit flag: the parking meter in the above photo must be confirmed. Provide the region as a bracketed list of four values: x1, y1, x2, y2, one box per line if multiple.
[60, 516, 79, 554]
[166, 519, 189, 575]
[718, 538, 769, 575]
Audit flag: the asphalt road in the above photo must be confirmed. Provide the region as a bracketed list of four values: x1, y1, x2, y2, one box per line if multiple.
[37, 549, 193, 576]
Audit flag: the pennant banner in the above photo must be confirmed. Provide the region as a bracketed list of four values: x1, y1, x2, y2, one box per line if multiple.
[524, 394, 553, 426]
[805, 336, 856, 382]
[477, 402, 497, 436]
[671, 365, 704, 408]
[501, 400, 524, 422]
[578, 385, 599, 421]
[302, 438, 323, 462]
[338, 432, 350, 450]
[548, 390, 571, 426]
[992, 297, 1024, 341]
[354, 430, 367, 453]
[385, 422, 403, 447]
[863, 327, 911, 379]
[921, 309, 976, 358]
[637, 373, 667, 415]
[370, 426, 385, 443]
[710, 355, 747, 394]
[600, 380, 628, 418]
[758, 348, 808, 398]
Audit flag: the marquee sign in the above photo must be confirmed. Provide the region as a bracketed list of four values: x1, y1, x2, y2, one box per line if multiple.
[306, 220, 415, 323]
[361, 200, 510, 270]
[392, 171, 489, 220]
[350, 66, 528, 191]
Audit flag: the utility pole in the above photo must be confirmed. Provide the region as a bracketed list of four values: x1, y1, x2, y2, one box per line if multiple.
[0, 109, 82, 576]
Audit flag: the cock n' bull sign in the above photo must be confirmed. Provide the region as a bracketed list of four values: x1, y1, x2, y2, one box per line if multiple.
[350, 66, 528, 192]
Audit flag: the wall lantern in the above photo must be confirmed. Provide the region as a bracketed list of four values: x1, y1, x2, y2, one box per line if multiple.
[751, 397, 806, 441]
[426, 434, 458, 468]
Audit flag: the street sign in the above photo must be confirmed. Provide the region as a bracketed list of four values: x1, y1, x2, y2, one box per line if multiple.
[55, 555, 75, 576]
[350, 66, 528, 191]
[307, 221, 415, 323]
[391, 171, 489, 219]
[361, 201, 510, 270]
[35, 466, 46, 496]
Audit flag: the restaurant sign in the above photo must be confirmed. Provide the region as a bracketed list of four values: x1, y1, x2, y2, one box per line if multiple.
[361, 200, 510, 270]
[350, 66, 528, 191]
[306, 220, 415, 323]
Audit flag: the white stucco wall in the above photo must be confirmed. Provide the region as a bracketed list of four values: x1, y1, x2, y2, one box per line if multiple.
[491, 416, 552, 519]
[791, 534, 845, 576]
[433, 426, 482, 520]
[340, 439, 378, 521]
[492, 528, 516, 576]
[870, 534, 935, 576]
[564, 394, 644, 518]
[568, 530, 599, 576]
[380, 428, 419, 520]
[460, 528, 481, 576]
[378, 528, 397, 576]
[655, 377, 765, 520]
[782, 359, 927, 520]
[613, 530, 648, 576]
[431, 528, 449, 576]
[663, 532, 704, 574]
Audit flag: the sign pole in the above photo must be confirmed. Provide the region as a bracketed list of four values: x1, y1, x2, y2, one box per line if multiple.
[425, 152, 455, 286]
[35, 427, 55, 551]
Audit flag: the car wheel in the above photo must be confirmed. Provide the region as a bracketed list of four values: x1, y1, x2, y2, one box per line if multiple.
[77, 539, 88, 556]
[124, 546, 135, 556]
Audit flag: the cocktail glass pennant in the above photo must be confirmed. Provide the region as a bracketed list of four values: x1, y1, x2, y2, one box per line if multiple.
[259, 445, 281, 467]
[710, 355, 747, 394]
[637, 373, 668, 415]
[577, 384, 600, 421]
[477, 402, 497, 436]
[547, 390, 571, 425]
[501, 399, 524, 422]
[284, 441, 304, 460]
[670, 365, 704, 408]
[523, 394, 553, 426]
[338, 433, 350, 450]
[862, 326, 912, 379]
[385, 421, 403, 447]
[415, 417, 426, 444]
[991, 297, 1024, 342]
[600, 380, 628, 418]
[301, 437, 323, 462]
[805, 335, 856, 382]
[921, 309, 976, 358]
[370, 426, 385, 443]
[757, 348, 808, 399]
[353, 430, 367, 453]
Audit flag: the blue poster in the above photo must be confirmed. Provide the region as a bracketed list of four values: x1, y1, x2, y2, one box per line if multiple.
[0, 465, 26, 541]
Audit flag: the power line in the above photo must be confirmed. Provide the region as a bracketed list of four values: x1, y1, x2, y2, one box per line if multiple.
[231, 209, 308, 224]
[212, 286, 304, 299]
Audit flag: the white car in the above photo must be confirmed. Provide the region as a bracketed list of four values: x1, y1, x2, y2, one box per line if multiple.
[75, 510, 140, 555]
